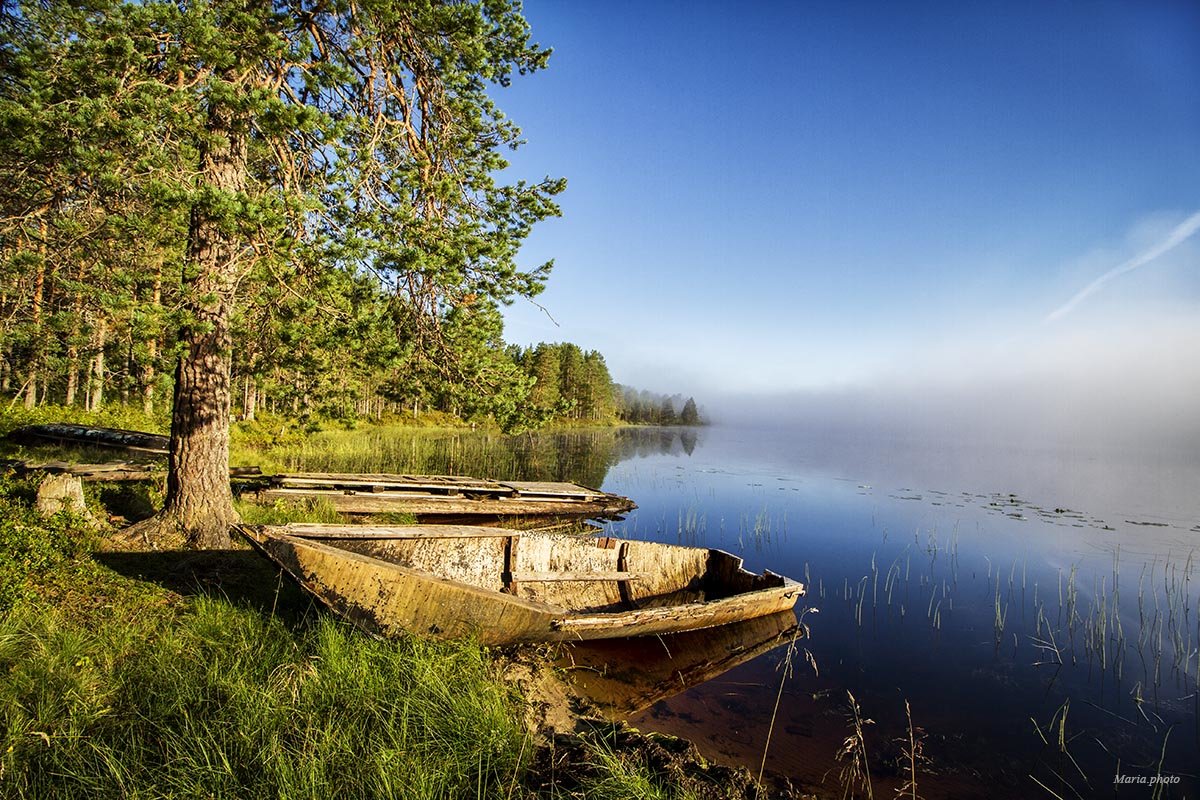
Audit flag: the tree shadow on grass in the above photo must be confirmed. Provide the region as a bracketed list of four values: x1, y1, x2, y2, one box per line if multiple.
[94, 549, 317, 625]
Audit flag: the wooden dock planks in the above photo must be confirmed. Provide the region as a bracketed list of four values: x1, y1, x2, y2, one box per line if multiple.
[249, 472, 632, 519]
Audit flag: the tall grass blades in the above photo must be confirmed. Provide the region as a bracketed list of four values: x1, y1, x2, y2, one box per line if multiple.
[836, 691, 874, 800]
[895, 700, 928, 800]
[0, 598, 529, 799]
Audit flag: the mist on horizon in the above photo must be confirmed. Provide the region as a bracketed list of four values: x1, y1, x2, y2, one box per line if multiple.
[704, 314, 1200, 456]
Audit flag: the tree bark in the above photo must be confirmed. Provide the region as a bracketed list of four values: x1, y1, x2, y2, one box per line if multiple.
[155, 99, 248, 549]
[243, 375, 257, 421]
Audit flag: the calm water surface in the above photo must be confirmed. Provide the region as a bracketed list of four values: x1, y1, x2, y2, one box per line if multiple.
[590, 424, 1200, 798]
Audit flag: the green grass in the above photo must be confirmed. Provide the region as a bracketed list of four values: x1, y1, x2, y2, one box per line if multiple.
[0, 555, 715, 800]
[0, 481, 723, 799]
[232, 496, 357, 526]
[0, 590, 529, 799]
[0, 404, 171, 439]
[0, 485, 98, 608]
[0, 404, 734, 798]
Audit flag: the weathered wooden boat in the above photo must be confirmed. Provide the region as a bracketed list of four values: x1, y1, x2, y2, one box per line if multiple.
[244, 472, 636, 520]
[6, 424, 170, 454]
[238, 523, 804, 645]
[0, 458, 262, 482]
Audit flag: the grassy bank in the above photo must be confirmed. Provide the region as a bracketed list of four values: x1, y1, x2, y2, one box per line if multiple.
[0, 472, 752, 799]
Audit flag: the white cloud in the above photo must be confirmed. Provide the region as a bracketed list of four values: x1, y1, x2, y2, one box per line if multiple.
[1046, 210, 1200, 322]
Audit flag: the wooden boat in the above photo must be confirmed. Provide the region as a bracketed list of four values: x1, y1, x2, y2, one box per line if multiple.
[245, 472, 636, 520]
[238, 523, 804, 645]
[6, 423, 169, 454]
[1, 459, 261, 482]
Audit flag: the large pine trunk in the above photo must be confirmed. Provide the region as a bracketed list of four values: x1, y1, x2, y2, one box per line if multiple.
[157, 101, 247, 549]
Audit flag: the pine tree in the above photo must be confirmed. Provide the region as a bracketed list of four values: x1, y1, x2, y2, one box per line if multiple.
[680, 397, 700, 425]
[1, 0, 564, 547]
[658, 397, 677, 425]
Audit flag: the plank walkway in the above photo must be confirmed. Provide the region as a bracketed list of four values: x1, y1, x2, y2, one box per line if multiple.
[251, 472, 634, 518]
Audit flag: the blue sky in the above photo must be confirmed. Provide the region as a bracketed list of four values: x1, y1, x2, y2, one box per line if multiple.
[496, 1, 1200, 404]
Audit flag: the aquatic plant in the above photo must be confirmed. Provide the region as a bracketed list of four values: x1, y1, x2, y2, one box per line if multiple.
[894, 700, 928, 800]
[836, 691, 874, 800]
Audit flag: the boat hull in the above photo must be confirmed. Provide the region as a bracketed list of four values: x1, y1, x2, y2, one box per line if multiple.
[240, 525, 804, 645]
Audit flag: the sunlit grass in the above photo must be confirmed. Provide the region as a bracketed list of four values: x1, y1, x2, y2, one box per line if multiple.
[0, 591, 529, 799]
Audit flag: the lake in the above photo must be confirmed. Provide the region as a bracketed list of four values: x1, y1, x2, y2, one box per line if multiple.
[288, 423, 1200, 798]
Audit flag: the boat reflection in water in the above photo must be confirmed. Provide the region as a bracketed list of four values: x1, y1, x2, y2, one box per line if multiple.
[556, 610, 801, 717]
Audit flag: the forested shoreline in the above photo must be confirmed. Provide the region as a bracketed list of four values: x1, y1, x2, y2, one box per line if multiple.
[0, 3, 736, 797]
[0, 1, 703, 539]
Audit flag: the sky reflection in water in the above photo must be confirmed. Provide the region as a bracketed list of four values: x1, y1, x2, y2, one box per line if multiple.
[594, 424, 1200, 798]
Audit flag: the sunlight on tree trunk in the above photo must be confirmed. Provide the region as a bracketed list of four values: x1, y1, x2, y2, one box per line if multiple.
[155, 101, 247, 549]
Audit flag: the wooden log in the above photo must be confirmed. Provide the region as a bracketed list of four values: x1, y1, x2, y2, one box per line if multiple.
[36, 473, 89, 517]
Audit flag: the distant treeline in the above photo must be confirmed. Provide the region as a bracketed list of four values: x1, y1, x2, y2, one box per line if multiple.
[615, 386, 702, 426]
[507, 343, 703, 427]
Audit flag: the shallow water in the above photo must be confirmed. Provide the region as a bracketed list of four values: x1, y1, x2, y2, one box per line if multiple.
[290, 423, 1200, 797]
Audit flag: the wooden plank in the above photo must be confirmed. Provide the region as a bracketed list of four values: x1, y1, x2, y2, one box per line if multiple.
[278, 523, 515, 539]
[621, 538, 711, 604]
[272, 473, 508, 493]
[512, 529, 624, 610]
[499, 480, 603, 499]
[508, 571, 644, 583]
[251, 488, 624, 517]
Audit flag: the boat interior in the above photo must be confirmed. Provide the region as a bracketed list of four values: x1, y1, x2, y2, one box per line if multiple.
[271, 524, 787, 613]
